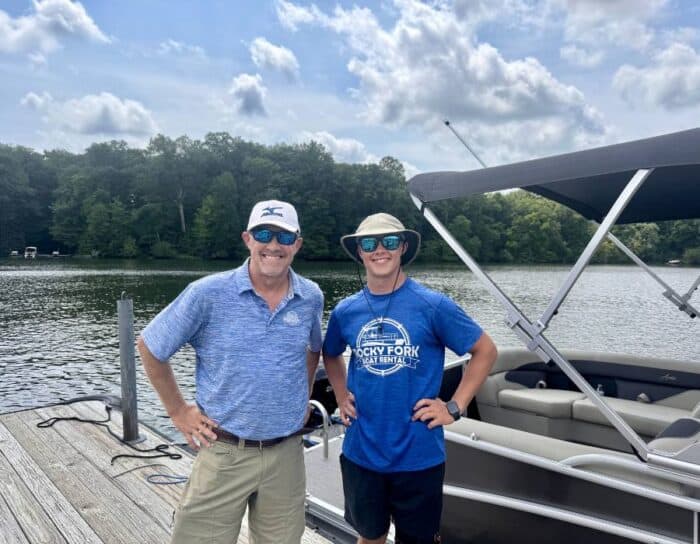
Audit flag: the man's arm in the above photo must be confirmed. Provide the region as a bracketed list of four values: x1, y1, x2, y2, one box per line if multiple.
[137, 336, 217, 449]
[413, 332, 498, 428]
[323, 353, 356, 425]
[306, 349, 321, 397]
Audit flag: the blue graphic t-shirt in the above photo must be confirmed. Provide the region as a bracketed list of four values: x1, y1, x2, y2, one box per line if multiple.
[323, 278, 483, 472]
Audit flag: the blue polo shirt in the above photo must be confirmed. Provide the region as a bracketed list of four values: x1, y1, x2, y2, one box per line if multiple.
[142, 260, 323, 440]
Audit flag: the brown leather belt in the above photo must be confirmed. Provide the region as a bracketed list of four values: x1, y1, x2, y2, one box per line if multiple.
[214, 427, 310, 449]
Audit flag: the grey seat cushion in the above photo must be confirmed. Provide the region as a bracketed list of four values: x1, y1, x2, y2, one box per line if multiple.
[572, 397, 690, 437]
[498, 389, 586, 418]
[648, 417, 700, 454]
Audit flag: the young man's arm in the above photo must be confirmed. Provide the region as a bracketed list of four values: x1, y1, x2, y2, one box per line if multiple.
[137, 337, 218, 449]
[413, 332, 497, 428]
[322, 353, 357, 425]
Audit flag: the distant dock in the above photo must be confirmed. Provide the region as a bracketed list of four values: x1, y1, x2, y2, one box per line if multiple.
[0, 400, 333, 544]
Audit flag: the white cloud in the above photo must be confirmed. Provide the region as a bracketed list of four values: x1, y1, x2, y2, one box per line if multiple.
[660, 26, 700, 47]
[157, 39, 206, 59]
[0, 0, 109, 58]
[613, 43, 700, 110]
[229, 73, 267, 116]
[550, 0, 667, 67]
[250, 37, 299, 80]
[560, 44, 604, 68]
[275, 0, 320, 32]
[401, 160, 420, 179]
[299, 130, 378, 164]
[279, 1, 607, 158]
[21, 91, 53, 110]
[558, 0, 664, 49]
[28, 51, 47, 66]
[21, 91, 158, 135]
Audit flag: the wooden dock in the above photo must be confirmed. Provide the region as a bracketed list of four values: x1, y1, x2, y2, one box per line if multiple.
[0, 400, 334, 544]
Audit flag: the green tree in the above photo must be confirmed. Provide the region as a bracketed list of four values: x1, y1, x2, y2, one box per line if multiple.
[0, 147, 34, 254]
[193, 172, 242, 258]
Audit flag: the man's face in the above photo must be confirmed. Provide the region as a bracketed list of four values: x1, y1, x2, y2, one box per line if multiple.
[358, 235, 405, 281]
[243, 226, 302, 281]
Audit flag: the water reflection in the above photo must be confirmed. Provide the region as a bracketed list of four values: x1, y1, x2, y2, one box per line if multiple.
[1, 258, 698, 439]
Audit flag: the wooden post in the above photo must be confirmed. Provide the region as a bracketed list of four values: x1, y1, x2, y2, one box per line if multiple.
[118, 293, 143, 444]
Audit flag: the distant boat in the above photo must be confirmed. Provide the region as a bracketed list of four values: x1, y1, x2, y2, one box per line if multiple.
[667, 259, 682, 266]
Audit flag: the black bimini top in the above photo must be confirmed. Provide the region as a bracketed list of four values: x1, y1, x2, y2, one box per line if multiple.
[408, 128, 700, 224]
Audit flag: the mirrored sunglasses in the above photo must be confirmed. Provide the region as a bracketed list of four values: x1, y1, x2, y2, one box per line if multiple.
[251, 228, 298, 246]
[359, 235, 403, 252]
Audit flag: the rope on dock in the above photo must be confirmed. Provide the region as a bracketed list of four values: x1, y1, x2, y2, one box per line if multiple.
[36, 397, 189, 484]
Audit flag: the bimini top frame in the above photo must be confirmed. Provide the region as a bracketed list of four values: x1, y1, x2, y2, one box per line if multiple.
[408, 128, 700, 472]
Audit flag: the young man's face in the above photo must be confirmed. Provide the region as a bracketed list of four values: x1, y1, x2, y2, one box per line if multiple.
[243, 226, 302, 281]
[358, 235, 405, 281]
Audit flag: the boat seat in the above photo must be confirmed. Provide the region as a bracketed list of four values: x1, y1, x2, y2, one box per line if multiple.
[498, 389, 585, 418]
[648, 417, 700, 454]
[448, 418, 685, 495]
[572, 397, 690, 437]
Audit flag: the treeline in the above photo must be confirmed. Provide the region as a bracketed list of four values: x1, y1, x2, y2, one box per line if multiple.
[0, 134, 698, 264]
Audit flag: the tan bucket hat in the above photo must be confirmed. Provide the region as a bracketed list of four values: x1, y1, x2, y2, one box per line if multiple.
[341, 213, 421, 266]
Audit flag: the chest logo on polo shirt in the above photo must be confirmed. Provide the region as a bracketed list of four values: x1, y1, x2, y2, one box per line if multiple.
[353, 318, 420, 376]
[283, 310, 301, 326]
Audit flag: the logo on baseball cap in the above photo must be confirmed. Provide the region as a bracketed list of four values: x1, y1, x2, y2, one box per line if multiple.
[247, 200, 300, 234]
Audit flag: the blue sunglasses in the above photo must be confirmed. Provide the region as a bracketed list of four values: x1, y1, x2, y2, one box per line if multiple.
[251, 228, 298, 246]
[359, 235, 403, 252]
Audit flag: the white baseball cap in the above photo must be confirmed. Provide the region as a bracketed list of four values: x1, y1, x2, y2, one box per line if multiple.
[247, 200, 300, 234]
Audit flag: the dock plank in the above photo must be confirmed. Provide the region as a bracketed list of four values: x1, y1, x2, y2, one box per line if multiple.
[32, 404, 180, 533]
[4, 410, 170, 543]
[0, 421, 101, 544]
[0, 446, 66, 544]
[0, 490, 31, 544]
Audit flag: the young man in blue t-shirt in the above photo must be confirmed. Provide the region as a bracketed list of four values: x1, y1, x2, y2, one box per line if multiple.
[322, 213, 497, 544]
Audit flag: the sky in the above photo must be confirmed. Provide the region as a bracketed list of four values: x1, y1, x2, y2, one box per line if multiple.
[3, 0, 700, 177]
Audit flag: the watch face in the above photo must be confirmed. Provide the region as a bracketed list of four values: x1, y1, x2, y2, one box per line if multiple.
[447, 400, 460, 419]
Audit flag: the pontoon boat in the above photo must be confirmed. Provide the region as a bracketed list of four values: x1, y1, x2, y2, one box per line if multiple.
[306, 128, 699, 544]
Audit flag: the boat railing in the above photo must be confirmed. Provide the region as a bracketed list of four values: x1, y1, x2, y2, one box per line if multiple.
[562, 453, 700, 488]
[308, 399, 331, 459]
[445, 429, 700, 512]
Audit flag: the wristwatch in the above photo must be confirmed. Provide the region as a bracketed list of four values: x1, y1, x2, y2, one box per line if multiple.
[446, 400, 462, 422]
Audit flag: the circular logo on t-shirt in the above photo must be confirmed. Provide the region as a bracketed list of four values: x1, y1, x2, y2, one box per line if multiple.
[353, 318, 419, 376]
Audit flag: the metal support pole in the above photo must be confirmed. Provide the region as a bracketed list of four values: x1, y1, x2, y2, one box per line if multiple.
[118, 293, 143, 444]
[411, 193, 651, 460]
[608, 233, 698, 318]
[537, 168, 652, 331]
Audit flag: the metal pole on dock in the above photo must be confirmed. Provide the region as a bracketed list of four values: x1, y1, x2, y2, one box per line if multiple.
[118, 292, 143, 444]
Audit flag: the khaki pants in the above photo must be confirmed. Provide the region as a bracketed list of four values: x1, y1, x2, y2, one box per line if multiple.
[171, 435, 306, 544]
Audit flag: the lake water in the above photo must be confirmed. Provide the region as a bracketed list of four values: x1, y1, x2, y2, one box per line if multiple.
[1, 258, 698, 439]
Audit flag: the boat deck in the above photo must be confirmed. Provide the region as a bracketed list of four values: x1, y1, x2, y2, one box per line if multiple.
[0, 400, 333, 544]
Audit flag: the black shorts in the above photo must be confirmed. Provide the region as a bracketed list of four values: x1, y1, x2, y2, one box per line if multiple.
[340, 454, 444, 544]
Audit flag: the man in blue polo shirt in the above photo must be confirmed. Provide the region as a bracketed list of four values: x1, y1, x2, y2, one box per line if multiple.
[137, 199, 323, 544]
[323, 213, 497, 544]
